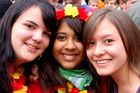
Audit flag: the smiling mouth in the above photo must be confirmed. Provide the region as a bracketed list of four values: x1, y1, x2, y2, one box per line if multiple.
[25, 43, 39, 52]
[63, 54, 77, 61]
[96, 59, 111, 64]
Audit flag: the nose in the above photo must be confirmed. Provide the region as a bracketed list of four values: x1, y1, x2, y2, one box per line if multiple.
[93, 43, 105, 57]
[65, 38, 76, 50]
[32, 30, 43, 43]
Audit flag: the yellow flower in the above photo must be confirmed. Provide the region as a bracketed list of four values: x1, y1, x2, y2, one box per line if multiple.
[13, 85, 28, 93]
[57, 88, 66, 93]
[12, 72, 21, 79]
[67, 82, 73, 89]
[79, 90, 88, 93]
[64, 4, 79, 17]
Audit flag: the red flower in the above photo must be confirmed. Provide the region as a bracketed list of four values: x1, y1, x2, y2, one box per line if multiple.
[11, 74, 26, 90]
[56, 10, 65, 20]
[78, 8, 89, 21]
[27, 87, 31, 93]
[69, 87, 79, 93]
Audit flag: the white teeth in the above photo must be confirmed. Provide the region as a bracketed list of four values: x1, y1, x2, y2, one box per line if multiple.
[63, 54, 75, 61]
[26, 43, 37, 50]
[96, 60, 109, 64]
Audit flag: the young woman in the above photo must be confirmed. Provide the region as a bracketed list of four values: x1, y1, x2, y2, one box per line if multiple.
[83, 8, 140, 93]
[29, 4, 100, 93]
[0, 0, 56, 92]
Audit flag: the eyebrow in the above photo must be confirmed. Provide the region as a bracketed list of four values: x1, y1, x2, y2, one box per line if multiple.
[101, 34, 113, 39]
[56, 32, 66, 35]
[26, 20, 38, 26]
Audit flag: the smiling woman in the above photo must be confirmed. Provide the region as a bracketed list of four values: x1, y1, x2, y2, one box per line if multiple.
[83, 8, 140, 93]
[28, 4, 101, 93]
[11, 6, 51, 65]
[0, 0, 56, 92]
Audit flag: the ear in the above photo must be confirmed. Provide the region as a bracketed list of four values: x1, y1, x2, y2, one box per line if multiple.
[119, 0, 126, 9]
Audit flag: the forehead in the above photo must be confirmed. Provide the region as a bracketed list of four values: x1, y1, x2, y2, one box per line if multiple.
[18, 6, 42, 19]
[94, 18, 120, 36]
[109, 0, 117, 2]
[89, 0, 98, 3]
[128, 0, 136, 2]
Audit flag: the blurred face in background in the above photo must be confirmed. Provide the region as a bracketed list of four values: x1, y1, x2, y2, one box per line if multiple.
[48, 0, 58, 5]
[64, 0, 81, 6]
[105, 0, 117, 10]
[88, 0, 98, 10]
[120, 0, 137, 11]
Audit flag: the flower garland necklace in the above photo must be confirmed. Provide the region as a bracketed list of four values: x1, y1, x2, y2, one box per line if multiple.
[56, 82, 90, 93]
[10, 66, 31, 93]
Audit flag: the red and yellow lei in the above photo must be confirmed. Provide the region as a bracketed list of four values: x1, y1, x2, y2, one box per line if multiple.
[56, 82, 90, 93]
[10, 67, 31, 93]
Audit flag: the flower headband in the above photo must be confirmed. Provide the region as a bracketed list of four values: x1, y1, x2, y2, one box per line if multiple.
[56, 4, 91, 21]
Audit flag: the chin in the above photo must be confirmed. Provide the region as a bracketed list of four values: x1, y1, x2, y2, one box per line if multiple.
[63, 66, 75, 69]
[23, 57, 36, 62]
[97, 71, 110, 76]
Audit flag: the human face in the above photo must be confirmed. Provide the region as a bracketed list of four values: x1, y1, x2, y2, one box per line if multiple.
[48, 0, 58, 5]
[86, 18, 128, 76]
[88, 1, 98, 10]
[125, 0, 137, 9]
[53, 22, 84, 69]
[105, 0, 117, 10]
[120, 0, 137, 11]
[11, 6, 51, 65]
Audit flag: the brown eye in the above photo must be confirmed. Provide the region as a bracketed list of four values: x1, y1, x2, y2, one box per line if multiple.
[104, 39, 113, 44]
[56, 34, 66, 41]
[24, 23, 36, 30]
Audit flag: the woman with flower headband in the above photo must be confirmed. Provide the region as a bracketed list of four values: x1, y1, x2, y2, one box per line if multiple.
[28, 4, 100, 93]
[0, 0, 56, 92]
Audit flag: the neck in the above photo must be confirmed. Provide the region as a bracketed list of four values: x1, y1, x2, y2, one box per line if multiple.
[8, 64, 23, 76]
[112, 68, 140, 93]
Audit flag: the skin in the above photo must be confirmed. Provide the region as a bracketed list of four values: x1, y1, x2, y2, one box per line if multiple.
[48, 0, 58, 5]
[105, 0, 117, 10]
[88, 0, 98, 10]
[11, 6, 51, 65]
[85, 13, 140, 93]
[53, 22, 84, 69]
[64, 0, 81, 6]
[86, 18, 128, 76]
[120, 0, 138, 11]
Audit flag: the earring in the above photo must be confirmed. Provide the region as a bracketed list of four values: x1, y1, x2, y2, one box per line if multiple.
[38, 55, 42, 60]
